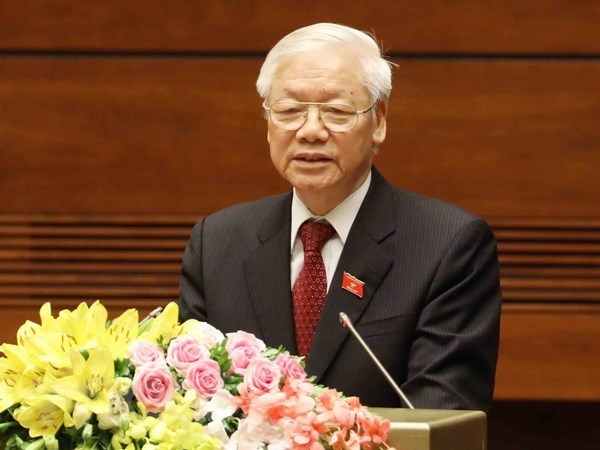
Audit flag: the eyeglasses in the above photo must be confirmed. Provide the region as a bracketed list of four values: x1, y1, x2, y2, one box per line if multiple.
[263, 101, 376, 133]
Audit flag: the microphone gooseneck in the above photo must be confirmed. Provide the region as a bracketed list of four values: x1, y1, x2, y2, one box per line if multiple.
[339, 312, 415, 409]
[140, 306, 164, 325]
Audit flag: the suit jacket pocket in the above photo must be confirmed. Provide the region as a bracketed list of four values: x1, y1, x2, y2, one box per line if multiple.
[353, 313, 417, 339]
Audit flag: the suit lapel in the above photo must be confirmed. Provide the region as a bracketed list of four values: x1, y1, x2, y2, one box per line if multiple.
[243, 194, 297, 353]
[306, 168, 396, 380]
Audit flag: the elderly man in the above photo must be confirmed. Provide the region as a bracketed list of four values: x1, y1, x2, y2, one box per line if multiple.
[179, 23, 501, 411]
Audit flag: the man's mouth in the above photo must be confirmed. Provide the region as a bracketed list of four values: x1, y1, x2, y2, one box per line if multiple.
[293, 153, 331, 163]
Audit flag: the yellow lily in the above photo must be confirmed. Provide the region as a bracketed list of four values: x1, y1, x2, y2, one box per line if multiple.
[18, 329, 77, 376]
[154, 398, 222, 449]
[0, 344, 45, 411]
[0, 356, 24, 411]
[35, 301, 139, 363]
[13, 394, 73, 439]
[55, 301, 109, 350]
[104, 308, 139, 359]
[51, 346, 114, 428]
[138, 303, 182, 344]
[22, 302, 107, 373]
[6, 326, 46, 373]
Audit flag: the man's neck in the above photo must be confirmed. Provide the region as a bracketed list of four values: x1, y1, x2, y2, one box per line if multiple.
[290, 170, 372, 252]
[298, 194, 341, 216]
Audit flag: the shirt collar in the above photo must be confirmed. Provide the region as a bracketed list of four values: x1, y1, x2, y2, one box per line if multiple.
[291, 170, 372, 252]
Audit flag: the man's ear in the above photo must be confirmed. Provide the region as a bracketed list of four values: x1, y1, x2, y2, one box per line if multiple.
[372, 100, 388, 145]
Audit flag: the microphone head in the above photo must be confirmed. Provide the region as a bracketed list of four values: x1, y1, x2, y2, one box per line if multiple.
[339, 312, 350, 327]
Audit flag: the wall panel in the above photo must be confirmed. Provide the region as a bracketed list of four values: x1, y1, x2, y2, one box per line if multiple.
[496, 304, 600, 400]
[1, 58, 598, 217]
[2, 1, 599, 54]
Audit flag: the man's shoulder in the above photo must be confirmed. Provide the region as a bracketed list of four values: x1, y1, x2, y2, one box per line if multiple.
[393, 187, 479, 224]
[385, 183, 492, 240]
[371, 167, 482, 229]
[197, 192, 291, 232]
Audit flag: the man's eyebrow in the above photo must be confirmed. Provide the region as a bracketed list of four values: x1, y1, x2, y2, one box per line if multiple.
[279, 86, 347, 98]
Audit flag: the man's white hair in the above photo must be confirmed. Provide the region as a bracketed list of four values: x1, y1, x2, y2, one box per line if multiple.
[256, 23, 393, 103]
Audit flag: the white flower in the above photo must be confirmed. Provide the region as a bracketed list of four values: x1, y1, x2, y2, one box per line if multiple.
[205, 420, 230, 444]
[204, 389, 237, 421]
[182, 320, 225, 349]
[97, 391, 129, 430]
[228, 419, 290, 450]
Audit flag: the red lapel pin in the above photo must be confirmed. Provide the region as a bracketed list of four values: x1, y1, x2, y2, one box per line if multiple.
[342, 272, 365, 298]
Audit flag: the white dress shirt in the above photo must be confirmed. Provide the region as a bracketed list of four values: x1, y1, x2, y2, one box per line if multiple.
[290, 171, 372, 291]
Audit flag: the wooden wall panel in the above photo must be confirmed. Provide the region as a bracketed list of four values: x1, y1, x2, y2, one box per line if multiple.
[0, 215, 190, 310]
[381, 60, 600, 218]
[2, 1, 599, 54]
[1, 57, 598, 217]
[492, 218, 600, 303]
[0, 57, 286, 214]
[496, 304, 600, 400]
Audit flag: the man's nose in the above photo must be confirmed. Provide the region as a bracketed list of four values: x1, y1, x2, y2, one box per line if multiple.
[296, 107, 329, 141]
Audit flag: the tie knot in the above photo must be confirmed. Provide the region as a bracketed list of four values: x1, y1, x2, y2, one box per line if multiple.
[299, 220, 336, 253]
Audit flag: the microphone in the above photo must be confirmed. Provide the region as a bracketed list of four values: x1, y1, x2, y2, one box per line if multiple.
[140, 306, 164, 325]
[339, 312, 415, 409]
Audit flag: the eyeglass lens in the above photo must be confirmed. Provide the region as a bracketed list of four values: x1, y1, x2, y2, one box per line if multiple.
[269, 102, 359, 132]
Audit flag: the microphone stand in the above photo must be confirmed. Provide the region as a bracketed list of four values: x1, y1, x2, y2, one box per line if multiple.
[339, 312, 415, 409]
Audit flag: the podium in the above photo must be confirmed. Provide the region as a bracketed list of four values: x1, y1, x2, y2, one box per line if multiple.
[370, 408, 487, 450]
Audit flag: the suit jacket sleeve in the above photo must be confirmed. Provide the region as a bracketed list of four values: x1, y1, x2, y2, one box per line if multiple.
[403, 217, 502, 411]
[179, 218, 208, 322]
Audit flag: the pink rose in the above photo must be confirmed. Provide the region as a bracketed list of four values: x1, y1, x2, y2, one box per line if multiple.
[132, 361, 178, 413]
[275, 354, 307, 381]
[229, 346, 259, 375]
[166, 335, 209, 373]
[226, 331, 266, 354]
[243, 357, 282, 394]
[182, 359, 224, 399]
[226, 331, 266, 374]
[128, 340, 165, 367]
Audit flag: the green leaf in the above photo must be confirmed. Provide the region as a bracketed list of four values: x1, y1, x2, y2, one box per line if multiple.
[263, 346, 286, 360]
[114, 358, 133, 377]
[0, 420, 19, 433]
[210, 343, 232, 373]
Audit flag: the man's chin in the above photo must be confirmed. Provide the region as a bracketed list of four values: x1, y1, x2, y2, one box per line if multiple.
[289, 176, 333, 194]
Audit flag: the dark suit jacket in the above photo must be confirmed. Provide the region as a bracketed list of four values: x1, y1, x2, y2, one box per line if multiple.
[179, 167, 502, 411]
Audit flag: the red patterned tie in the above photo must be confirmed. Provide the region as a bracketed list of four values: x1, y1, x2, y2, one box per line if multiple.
[292, 220, 336, 357]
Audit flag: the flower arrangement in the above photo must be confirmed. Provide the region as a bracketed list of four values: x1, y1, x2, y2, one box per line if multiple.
[0, 301, 395, 450]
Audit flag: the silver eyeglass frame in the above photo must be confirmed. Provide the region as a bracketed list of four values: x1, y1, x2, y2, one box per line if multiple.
[262, 100, 376, 133]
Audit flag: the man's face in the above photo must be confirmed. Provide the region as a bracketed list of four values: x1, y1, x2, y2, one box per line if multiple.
[266, 46, 387, 215]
